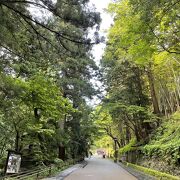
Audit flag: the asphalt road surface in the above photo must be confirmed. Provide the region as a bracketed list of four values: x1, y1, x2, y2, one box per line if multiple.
[64, 157, 137, 180]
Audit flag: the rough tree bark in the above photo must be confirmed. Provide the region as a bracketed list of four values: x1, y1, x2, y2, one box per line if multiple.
[146, 65, 161, 115]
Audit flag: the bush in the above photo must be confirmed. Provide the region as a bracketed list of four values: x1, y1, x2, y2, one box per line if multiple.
[54, 158, 64, 165]
[119, 138, 137, 155]
[142, 112, 180, 165]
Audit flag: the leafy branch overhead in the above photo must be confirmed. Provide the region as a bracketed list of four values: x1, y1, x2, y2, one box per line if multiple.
[0, 0, 101, 164]
[96, 0, 180, 174]
[0, 0, 101, 56]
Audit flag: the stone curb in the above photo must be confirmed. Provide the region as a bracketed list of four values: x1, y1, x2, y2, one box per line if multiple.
[117, 162, 155, 180]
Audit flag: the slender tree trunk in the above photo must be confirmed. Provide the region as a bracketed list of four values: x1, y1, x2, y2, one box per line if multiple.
[58, 146, 65, 160]
[174, 90, 180, 110]
[134, 67, 146, 106]
[134, 125, 141, 142]
[125, 125, 130, 144]
[58, 115, 66, 160]
[113, 138, 121, 148]
[159, 82, 173, 114]
[171, 61, 180, 108]
[147, 66, 160, 115]
[119, 123, 125, 146]
[15, 131, 20, 152]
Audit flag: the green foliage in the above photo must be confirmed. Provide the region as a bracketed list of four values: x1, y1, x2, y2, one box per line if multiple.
[27, 74, 72, 120]
[129, 0, 180, 54]
[0, 73, 73, 163]
[105, 0, 180, 117]
[0, 0, 101, 166]
[53, 158, 64, 165]
[119, 138, 137, 155]
[125, 162, 180, 180]
[143, 112, 180, 165]
[100, 0, 179, 176]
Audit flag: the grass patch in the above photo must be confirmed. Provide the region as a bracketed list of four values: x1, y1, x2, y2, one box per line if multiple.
[124, 162, 180, 180]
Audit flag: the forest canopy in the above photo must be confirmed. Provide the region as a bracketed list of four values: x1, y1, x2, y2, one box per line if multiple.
[95, 0, 180, 176]
[0, 0, 101, 166]
[0, 0, 179, 178]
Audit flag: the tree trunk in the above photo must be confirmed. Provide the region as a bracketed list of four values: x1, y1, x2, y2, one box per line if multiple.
[147, 66, 160, 115]
[58, 145, 65, 160]
[119, 123, 125, 146]
[15, 131, 20, 152]
[58, 113, 66, 160]
[134, 126, 141, 142]
[125, 125, 130, 144]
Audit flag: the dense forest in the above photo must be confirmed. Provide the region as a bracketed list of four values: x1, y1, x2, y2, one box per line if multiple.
[94, 0, 180, 176]
[0, 0, 101, 170]
[0, 0, 179, 178]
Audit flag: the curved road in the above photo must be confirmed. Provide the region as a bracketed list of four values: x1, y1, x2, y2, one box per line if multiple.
[64, 157, 137, 180]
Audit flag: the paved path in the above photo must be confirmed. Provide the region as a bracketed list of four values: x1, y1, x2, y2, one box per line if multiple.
[64, 157, 137, 180]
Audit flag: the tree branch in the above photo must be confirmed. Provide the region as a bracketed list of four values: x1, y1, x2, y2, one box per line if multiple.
[148, 24, 180, 54]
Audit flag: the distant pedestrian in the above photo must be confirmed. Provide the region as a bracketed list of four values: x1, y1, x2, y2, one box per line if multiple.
[89, 151, 93, 159]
